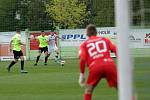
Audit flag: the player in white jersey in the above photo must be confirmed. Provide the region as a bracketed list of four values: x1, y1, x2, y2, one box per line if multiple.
[48, 32, 61, 62]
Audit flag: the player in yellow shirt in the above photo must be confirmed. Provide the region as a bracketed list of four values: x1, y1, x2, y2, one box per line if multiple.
[34, 31, 49, 66]
[7, 28, 28, 73]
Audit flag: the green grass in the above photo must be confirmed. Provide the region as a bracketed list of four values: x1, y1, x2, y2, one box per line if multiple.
[0, 58, 150, 100]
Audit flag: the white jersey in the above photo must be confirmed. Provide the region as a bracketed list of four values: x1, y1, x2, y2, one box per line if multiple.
[48, 34, 57, 47]
[48, 34, 58, 53]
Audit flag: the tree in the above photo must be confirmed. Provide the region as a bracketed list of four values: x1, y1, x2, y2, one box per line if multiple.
[0, 0, 54, 31]
[91, 0, 115, 27]
[46, 0, 88, 29]
[0, 0, 18, 31]
[18, 0, 53, 31]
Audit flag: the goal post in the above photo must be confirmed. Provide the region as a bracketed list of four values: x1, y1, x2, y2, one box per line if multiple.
[115, 0, 133, 100]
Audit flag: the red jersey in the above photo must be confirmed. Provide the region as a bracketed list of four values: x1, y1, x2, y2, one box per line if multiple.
[79, 36, 117, 74]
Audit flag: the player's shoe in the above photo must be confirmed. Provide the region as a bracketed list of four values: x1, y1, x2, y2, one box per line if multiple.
[61, 60, 65, 67]
[55, 58, 61, 64]
[44, 63, 47, 66]
[55, 57, 60, 63]
[7, 67, 10, 72]
[21, 70, 28, 74]
[54, 59, 58, 63]
[34, 63, 37, 66]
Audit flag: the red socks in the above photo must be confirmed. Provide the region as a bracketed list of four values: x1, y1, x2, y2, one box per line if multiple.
[84, 94, 92, 100]
[132, 96, 136, 100]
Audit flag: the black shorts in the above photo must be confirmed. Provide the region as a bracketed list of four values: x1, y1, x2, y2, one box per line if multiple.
[13, 50, 23, 59]
[39, 46, 48, 53]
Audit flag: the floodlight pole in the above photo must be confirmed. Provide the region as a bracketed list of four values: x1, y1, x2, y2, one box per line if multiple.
[115, 0, 133, 100]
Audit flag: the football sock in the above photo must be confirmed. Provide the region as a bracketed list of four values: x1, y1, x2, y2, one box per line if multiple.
[55, 55, 60, 63]
[8, 61, 16, 69]
[84, 94, 92, 100]
[45, 55, 49, 63]
[21, 60, 24, 70]
[132, 95, 136, 100]
[55, 55, 59, 59]
[55, 52, 60, 60]
[36, 56, 40, 64]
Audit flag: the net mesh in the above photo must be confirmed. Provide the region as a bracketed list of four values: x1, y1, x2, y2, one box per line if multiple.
[130, 0, 150, 99]
[0, 0, 150, 99]
[131, 0, 150, 28]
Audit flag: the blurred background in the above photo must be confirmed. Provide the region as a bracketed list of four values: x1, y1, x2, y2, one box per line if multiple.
[0, 0, 150, 31]
[0, 0, 114, 31]
[0, 0, 150, 100]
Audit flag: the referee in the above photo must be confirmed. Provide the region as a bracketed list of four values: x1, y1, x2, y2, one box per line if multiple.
[34, 31, 49, 66]
[7, 28, 28, 73]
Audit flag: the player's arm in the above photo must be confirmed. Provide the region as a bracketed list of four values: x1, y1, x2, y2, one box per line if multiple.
[78, 43, 87, 87]
[56, 35, 61, 39]
[107, 38, 117, 56]
[35, 36, 40, 42]
[79, 59, 86, 87]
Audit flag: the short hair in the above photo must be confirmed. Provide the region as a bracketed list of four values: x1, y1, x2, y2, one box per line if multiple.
[41, 30, 45, 32]
[86, 24, 97, 37]
[16, 28, 21, 33]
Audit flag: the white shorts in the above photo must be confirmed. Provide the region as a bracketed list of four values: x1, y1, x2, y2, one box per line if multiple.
[48, 45, 58, 53]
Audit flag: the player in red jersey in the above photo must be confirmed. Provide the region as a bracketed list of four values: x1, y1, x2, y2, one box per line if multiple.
[78, 24, 117, 100]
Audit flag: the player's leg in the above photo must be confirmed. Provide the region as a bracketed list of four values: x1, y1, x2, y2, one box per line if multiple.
[44, 47, 49, 65]
[84, 65, 103, 100]
[7, 59, 18, 72]
[105, 62, 136, 100]
[54, 46, 60, 62]
[55, 50, 59, 61]
[34, 48, 42, 66]
[84, 85, 95, 100]
[7, 50, 19, 72]
[19, 51, 28, 73]
[105, 61, 118, 89]
[48, 45, 57, 62]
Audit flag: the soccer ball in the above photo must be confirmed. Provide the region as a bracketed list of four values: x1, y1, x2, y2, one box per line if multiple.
[61, 60, 66, 66]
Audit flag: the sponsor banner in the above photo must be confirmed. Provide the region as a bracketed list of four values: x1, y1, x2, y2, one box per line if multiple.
[59, 28, 150, 58]
[60, 28, 150, 48]
[130, 29, 150, 48]
[129, 30, 143, 48]
[0, 32, 26, 61]
[59, 28, 117, 58]
[0, 32, 26, 44]
[60, 29, 86, 47]
[144, 32, 150, 47]
[1, 28, 150, 60]
[60, 27, 117, 47]
[0, 56, 26, 61]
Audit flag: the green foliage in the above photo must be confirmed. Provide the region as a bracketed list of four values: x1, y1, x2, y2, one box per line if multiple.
[46, 0, 88, 29]
[17, 0, 55, 31]
[0, 0, 18, 31]
[92, 0, 115, 27]
[132, 0, 150, 27]
[0, 0, 53, 31]
[0, 0, 150, 31]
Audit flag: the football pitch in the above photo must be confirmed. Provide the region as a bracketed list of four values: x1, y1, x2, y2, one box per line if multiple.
[0, 58, 149, 100]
